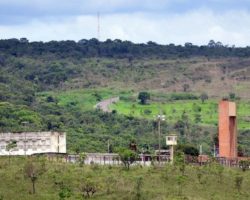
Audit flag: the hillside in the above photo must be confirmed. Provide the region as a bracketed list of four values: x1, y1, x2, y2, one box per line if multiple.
[1, 39, 250, 154]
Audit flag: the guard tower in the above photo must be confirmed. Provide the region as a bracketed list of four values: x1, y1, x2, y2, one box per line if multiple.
[218, 100, 237, 158]
[166, 135, 177, 163]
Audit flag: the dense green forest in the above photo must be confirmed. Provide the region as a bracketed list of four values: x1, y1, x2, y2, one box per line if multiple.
[1, 38, 250, 58]
[1, 38, 250, 154]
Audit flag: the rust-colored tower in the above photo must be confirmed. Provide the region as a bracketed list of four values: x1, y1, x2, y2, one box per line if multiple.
[218, 100, 237, 158]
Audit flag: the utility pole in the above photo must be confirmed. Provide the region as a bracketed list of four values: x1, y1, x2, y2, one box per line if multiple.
[158, 118, 161, 158]
[156, 114, 165, 164]
[107, 139, 110, 153]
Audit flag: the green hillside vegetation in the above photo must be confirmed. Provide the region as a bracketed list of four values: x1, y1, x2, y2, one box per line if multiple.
[37, 89, 132, 111]
[1, 39, 250, 155]
[0, 157, 250, 200]
[111, 96, 250, 130]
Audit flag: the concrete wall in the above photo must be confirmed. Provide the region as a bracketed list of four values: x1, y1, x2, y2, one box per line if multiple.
[0, 132, 66, 155]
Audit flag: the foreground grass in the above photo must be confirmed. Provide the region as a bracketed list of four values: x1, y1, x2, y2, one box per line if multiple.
[1, 157, 250, 200]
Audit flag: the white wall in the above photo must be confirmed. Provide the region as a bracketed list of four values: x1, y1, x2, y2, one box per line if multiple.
[0, 132, 66, 155]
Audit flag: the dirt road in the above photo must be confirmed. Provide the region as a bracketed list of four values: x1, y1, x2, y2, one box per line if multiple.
[95, 97, 119, 112]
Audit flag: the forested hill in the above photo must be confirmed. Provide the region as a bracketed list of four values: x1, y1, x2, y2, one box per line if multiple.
[1, 38, 250, 59]
[1, 38, 250, 154]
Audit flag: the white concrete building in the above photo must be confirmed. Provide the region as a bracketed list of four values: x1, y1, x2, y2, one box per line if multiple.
[0, 132, 66, 155]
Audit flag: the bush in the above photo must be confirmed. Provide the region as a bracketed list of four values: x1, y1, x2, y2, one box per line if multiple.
[235, 174, 244, 193]
[118, 148, 138, 170]
[239, 160, 250, 171]
[176, 144, 199, 156]
[138, 92, 150, 105]
[143, 109, 152, 115]
[79, 179, 98, 198]
[170, 93, 198, 101]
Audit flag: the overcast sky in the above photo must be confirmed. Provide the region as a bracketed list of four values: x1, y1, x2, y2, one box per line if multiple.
[0, 0, 250, 46]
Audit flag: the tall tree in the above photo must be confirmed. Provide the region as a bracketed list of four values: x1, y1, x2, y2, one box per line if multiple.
[6, 140, 17, 164]
[138, 92, 150, 105]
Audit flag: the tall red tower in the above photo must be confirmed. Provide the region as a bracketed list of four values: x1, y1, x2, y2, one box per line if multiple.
[218, 100, 237, 158]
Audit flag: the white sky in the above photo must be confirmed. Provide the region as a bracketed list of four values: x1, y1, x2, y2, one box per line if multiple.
[0, 0, 250, 46]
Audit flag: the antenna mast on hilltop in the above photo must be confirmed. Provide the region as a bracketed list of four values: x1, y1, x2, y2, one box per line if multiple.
[97, 12, 100, 40]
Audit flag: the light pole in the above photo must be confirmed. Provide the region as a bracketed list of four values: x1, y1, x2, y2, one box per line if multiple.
[156, 114, 165, 163]
[107, 139, 110, 153]
[21, 121, 29, 156]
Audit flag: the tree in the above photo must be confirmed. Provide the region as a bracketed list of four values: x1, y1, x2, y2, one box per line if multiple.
[79, 152, 87, 167]
[20, 37, 29, 43]
[184, 42, 193, 47]
[239, 160, 250, 172]
[194, 113, 202, 123]
[200, 92, 208, 103]
[79, 179, 98, 199]
[208, 40, 216, 47]
[92, 92, 102, 102]
[229, 92, 236, 100]
[118, 148, 138, 170]
[6, 140, 17, 164]
[182, 84, 189, 92]
[138, 92, 150, 105]
[24, 161, 44, 194]
[176, 175, 186, 196]
[235, 174, 243, 193]
[176, 144, 199, 157]
[134, 176, 143, 200]
[59, 184, 72, 200]
[174, 151, 186, 175]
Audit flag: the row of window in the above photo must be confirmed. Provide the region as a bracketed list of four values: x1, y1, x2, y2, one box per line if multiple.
[0, 145, 51, 151]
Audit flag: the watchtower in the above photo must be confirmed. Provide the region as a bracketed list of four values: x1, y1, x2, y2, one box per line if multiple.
[166, 135, 177, 163]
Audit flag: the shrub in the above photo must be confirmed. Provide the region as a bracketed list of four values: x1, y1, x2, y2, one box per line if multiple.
[235, 174, 244, 193]
[134, 176, 143, 200]
[143, 109, 152, 115]
[239, 160, 250, 172]
[138, 92, 150, 105]
[79, 179, 98, 199]
[170, 93, 198, 101]
[176, 144, 199, 157]
[118, 148, 138, 170]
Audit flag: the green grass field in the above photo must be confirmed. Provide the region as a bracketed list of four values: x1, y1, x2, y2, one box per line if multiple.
[1, 157, 250, 200]
[36, 88, 133, 111]
[111, 99, 250, 130]
[37, 89, 250, 130]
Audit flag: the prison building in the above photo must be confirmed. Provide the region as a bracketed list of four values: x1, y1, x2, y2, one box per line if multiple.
[218, 100, 237, 158]
[0, 132, 66, 156]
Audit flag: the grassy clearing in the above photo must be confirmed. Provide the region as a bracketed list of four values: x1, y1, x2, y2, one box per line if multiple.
[37, 88, 250, 130]
[1, 157, 250, 200]
[36, 88, 133, 111]
[111, 98, 250, 130]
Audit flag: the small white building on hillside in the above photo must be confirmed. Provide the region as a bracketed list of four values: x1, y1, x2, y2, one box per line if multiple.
[0, 132, 66, 155]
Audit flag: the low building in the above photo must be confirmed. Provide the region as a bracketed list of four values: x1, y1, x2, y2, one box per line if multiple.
[0, 132, 66, 155]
